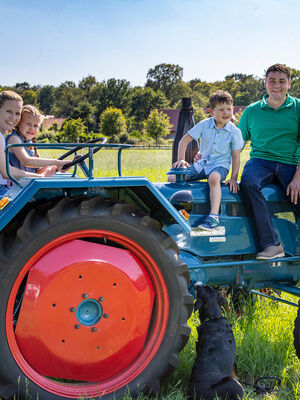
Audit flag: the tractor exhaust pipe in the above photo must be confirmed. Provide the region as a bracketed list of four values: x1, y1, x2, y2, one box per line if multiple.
[171, 98, 199, 165]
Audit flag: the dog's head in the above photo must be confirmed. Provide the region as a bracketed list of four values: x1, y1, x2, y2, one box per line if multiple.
[194, 282, 227, 322]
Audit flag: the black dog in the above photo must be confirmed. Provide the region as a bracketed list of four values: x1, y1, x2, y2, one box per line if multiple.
[188, 283, 244, 400]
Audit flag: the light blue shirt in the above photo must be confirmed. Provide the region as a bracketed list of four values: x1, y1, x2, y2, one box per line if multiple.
[188, 117, 244, 175]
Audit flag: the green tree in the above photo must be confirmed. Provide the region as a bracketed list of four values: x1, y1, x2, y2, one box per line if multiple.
[37, 85, 55, 115]
[221, 74, 264, 105]
[192, 81, 212, 98]
[99, 107, 127, 142]
[22, 90, 38, 106]
[78, 75, 97, 92]
[129, 87, 169, 127]
[59, 118, 87, 142]
[91, 79, 131, 119]
[193, 107, 207, 124]
[168, 80, 192, 107]
[14, 82, 31, 94]
[49, 121, 59, 132]
[71, 100, 97, 132]
[146, 63, 183, 99]
[290, 67, 300, 98]
[143, 109, 171, 145]
[52, 81, 84, 117]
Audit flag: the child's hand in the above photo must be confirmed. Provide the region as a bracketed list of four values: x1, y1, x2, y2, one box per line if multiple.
[56, 159, 72, 171]
[172, 160, 190, 169]
[225, 178, 240, 193]
[193, 152, 202, 163]
[39, 166, 58, 177]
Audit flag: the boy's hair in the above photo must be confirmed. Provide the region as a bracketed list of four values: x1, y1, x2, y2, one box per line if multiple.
[209, 90, 233, 109]
[0, 90, 23, 109]
[21, 105, 43, 123]
[266, 64, 290, 79]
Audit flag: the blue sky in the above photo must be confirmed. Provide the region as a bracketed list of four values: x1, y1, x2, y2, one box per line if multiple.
[1, 0, 300, 87]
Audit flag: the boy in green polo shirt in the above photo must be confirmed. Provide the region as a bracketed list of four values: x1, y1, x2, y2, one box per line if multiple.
[239, 63, 300, 260]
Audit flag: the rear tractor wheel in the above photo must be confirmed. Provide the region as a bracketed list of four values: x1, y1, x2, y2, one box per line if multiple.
[0, 197, 193, 400]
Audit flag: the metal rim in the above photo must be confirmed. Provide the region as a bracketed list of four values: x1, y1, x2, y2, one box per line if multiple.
[6, 229, 169, 398]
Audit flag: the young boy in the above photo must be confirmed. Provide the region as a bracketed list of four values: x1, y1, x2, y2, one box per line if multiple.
[172, 90, 244, 230]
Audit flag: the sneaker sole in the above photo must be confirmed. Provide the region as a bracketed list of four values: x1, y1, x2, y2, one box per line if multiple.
[256, 252, 285, 260]
[197, 226, 218, 231]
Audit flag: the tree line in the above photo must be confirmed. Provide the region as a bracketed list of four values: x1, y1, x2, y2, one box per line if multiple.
[1, 64, 300, 144]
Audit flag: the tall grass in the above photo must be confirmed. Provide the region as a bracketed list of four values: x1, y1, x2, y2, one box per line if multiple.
[28, 148, 300, 399]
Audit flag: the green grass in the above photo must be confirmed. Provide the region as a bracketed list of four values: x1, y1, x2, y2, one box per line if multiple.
[43, 146, 251, 182]
[164, 293, 300, 400]
[16, 148, 299, 399]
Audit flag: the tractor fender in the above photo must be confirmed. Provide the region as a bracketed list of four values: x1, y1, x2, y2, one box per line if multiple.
[0, 177, 191, 233]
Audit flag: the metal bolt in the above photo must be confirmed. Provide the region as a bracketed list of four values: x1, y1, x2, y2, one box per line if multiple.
[82, 293, 88, 299]
[103, 313, 109, 318]
[91, 327, 97, 332]
[75, 324, 81, 329]
[70, 307, 76, 312]
[99, 297, 104, 302]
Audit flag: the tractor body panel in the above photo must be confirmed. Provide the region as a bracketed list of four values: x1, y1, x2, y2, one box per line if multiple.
[0, 176, 191, 233]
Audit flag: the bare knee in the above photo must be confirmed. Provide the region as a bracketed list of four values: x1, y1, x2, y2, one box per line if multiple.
[208, 172, 221, 187]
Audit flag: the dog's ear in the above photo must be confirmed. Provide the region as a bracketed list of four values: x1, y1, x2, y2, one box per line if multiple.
[217, 292, 227, 308]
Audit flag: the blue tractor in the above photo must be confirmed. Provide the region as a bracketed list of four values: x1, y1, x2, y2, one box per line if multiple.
[0, 137, 298, 400]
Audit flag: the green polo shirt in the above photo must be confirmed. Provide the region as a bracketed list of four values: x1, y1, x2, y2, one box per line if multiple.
[238, 94, 300, 165]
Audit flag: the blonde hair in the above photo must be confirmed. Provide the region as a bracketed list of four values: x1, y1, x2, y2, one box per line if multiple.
[21, 105, 43, 120]
[19, 105, 44, 127]
[0, 90, 23, 109]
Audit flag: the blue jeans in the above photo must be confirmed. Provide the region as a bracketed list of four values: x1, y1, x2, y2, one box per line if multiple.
[185, 164, 228, 181]
[240, 158, 300, 250]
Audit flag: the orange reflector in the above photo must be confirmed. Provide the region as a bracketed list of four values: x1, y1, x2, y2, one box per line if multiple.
[179, 209, 190, 220]
[0, 197, 10, 210]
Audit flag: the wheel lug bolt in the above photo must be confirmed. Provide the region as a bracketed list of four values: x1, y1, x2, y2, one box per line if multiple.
[70, 307, 76, 312]
[99, 297, 104, 302]
[82, 293, 88, 299]
[75, 324, 81, 329]
[91, 327, 97, 332]
[103, 313, 109, 318]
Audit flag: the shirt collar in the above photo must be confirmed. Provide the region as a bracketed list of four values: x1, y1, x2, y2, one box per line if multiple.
[210, 117, 234, 133]
[261, 93, 293, 109]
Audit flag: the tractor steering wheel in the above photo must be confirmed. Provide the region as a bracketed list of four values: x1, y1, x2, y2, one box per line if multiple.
[59, 137, 107, 171]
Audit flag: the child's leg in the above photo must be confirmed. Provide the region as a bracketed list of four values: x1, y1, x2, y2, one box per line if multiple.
[207, 171, 222, 215]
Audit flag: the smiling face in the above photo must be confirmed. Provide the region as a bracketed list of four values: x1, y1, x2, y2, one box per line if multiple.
[210, 102, 233, 129]
[17, 112, 41, 141]
[0, 100, 23, 132]
[265, 71, 291, 104]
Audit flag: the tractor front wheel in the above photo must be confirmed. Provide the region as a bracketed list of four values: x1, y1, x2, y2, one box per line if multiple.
[0, 197, 193, 400]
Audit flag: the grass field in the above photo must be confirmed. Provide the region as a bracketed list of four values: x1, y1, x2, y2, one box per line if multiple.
[28, 148, 300, 399]
[44, 146, 250, 181]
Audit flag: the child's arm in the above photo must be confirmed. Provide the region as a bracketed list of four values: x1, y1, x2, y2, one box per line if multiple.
[7, 136, 69, 170]
[225, 149, 240, 193]
[172, 133, 194, 168]
[0, 141, 56, 180]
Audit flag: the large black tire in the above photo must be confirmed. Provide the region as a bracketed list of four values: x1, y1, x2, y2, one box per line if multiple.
[294, 305, 300, 359]
[0, 197, 193, 400]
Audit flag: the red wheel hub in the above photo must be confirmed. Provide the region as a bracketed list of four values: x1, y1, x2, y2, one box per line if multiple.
[7, 230, 169, 397]
[15, 239, 154, 381]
